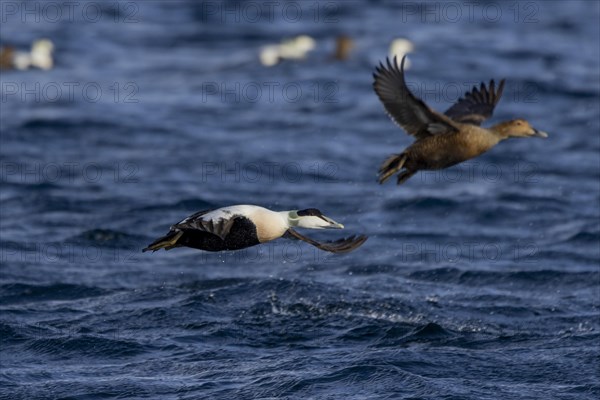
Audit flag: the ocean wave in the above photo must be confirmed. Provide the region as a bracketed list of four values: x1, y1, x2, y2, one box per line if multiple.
[408, 267, 599, 287]
[0, 283, 110, 305]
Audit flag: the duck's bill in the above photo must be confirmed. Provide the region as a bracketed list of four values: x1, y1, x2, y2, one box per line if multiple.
[533, 129, 548, 138]
[321, 215, 344, 229]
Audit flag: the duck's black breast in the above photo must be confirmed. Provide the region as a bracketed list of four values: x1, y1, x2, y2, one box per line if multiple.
[178, 216, 260, 252]
[223, 216, 261, 250]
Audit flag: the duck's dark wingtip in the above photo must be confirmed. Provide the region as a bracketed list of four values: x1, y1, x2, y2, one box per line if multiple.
[399, 54, 407, 70]
[496, 78, 507, 98]
[498, 78, 507, 90]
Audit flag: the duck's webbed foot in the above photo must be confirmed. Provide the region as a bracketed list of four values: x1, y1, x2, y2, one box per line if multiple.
[378, 153, 408, 184]
[396, 170, 416, 185]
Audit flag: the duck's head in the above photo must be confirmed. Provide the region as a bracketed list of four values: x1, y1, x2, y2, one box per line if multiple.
[287, 208, 344, 229]
[498, 119, 548, 139]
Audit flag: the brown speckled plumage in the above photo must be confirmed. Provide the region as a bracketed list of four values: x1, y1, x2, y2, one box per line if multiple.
[373, 56, 548, 185]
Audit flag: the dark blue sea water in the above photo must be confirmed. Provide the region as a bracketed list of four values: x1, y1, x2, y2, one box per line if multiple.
[1, 1, 599, 399]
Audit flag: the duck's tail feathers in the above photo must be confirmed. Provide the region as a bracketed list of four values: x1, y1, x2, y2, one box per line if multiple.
[378, 153, 408, 184]
[142, 230, 184, 252]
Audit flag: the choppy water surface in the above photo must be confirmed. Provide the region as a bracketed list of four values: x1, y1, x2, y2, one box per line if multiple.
[1, 1, 599, 399]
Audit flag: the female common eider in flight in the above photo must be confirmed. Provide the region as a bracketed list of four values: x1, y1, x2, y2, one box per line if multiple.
[373, 56, 548, 185]
[143, 205, 367, 254]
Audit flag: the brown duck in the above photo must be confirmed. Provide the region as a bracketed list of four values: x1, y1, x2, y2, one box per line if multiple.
[373, 56, 548, 185]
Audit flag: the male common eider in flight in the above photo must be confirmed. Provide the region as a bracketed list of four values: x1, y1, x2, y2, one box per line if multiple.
[373, 56, 548, 185]
[143, 205, 367, 254]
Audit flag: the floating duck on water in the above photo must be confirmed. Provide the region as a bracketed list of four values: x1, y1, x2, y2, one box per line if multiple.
[143, 205, 367, 254]
[333, 35, 354, 61]
[373, 56, 548, 185]
[0, 46, 15, 69]
[0, 39, 54, 70]
[259, 35, 316, 67]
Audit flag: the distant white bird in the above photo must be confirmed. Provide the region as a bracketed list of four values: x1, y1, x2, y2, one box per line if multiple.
[389, 38, 414, 69]
[144, 205, 367, 253]
[260, 35, 316, 67]
[8, 39, 55, 70]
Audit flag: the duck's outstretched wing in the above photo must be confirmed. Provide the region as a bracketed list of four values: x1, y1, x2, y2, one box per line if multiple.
[172, 209, 237, 240]
[285, 229, 368, 254]
[373, 56, 459, 140]
[444, 79, 505, 125]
